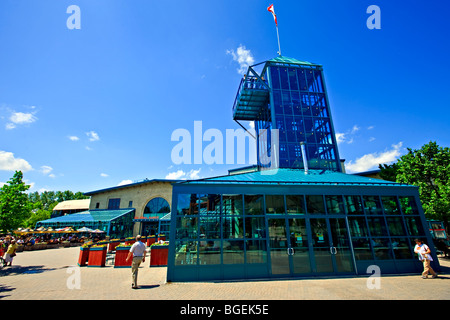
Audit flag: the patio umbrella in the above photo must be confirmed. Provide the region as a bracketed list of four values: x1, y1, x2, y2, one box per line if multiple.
[77, 227, 94, 232]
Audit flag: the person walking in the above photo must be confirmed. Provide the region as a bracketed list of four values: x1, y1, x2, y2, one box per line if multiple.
[4, 239, 18, 267]
[126, 235, 147, 289]
[414, 239, 438, 279]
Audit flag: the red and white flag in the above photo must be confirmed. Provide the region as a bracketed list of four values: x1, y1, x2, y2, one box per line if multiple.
[267, 4, 277, 27]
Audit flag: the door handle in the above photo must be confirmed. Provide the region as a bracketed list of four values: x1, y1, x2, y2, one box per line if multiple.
[330, 247, 334, 254]
[333, 247, 337, 254]
[287, 248, 294, 255]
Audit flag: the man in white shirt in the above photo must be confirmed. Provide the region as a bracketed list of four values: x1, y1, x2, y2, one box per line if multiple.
[126, 235, 147, 289]
[414, 239, 437, 279]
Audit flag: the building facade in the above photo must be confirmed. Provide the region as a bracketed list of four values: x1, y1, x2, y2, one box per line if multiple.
[166, 56, 439, 282]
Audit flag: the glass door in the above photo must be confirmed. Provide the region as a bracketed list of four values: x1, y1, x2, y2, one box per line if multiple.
[310, 218, 334, 273]
[309, 217, 355, 274]
[329, 218, 355, 273]
[268, 218, 290, 275]
[288, 218, 311, 274]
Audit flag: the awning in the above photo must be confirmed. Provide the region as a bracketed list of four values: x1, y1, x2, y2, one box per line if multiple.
[37, 209, 135, 225]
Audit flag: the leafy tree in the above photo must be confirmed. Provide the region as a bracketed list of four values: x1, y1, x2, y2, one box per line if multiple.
[0, 171, 32, 233]
[379, 141, 450, 232]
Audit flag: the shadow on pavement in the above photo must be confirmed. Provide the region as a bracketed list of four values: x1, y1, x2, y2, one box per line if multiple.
[136, 285, 160, 290]
[0, 284, 15, 299]
[0, 265, 57, 277]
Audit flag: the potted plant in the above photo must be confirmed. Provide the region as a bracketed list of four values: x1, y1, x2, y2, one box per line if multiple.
[113, 244, 132, 268]
[108, 239, 121, 252]
[77, 242, 91, 267]
[146, 235, 156, 247]
[125, 237, 136, 245]
[150, 242, 169, 267]
[87, 244, 107, 267]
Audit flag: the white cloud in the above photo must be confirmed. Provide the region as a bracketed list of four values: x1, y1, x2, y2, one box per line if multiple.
[165, 168, 202, 180]
[68, 136, 80, 141]
[345, 142, 403, 173]
[48, 174, 56, 178]
[85, 146, 93, 151]
[100, 173, 109, 177]
[351, 125, 360, 134]
[10, 112, 37, 125]
[86, 131, 100, 142]
[335, 133, 346, 144]
[40, 165, 53, 175]
[227, 45, 255, 75]
[367, 126, 375, 130]
[165, 170, 186, 180]
[369, 137, 376, 142]
[5, 123, 16, 130]
[117, 179, 133, 186]
[0, 151, 33, 172]
[188, 168, 201, 180]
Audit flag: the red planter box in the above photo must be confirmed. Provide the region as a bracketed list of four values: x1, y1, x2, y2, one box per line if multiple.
[150, 245, 169, 267]
[114, 246, 132, 268]
[125, 239, 136, 246]
[77, 247, 90, 266]
[158, 235, 166, 242]
[108, 241, 121, 252]
[147, 236, 156, 247]
[88, 247, 107, 267]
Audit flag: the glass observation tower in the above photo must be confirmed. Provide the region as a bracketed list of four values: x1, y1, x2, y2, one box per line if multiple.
[232, 55, 342, 172]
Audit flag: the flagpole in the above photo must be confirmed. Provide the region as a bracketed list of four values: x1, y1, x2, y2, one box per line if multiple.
[276, 25, 281, 56]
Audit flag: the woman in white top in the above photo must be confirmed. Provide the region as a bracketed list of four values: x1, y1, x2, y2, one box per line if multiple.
[414, 239, 438, 279]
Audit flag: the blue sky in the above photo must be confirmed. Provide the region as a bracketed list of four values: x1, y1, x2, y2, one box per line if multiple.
[0, 0, 449, 193]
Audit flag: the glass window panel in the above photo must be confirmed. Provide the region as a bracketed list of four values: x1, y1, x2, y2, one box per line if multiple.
[306, 195, 325, 214]
[363, 196, 383, 215]
[244, 195, 264, 215]
[345, 196, 364, 215]
[246, 240, 267, 264]
[348, 217, 369, 237]
[223, 216, 244, 239]
[352, 239, 373, 260]
[223, 240, 245, 264]
[286, 195, 306, 214]
[175, 217, 198, 240]
[199, 215, 221, 239]
[399, 196, 419, 215]
[381, 196, 400, 215]
[367, 217, 388, 236]
[198, 194, 221, 215]
[325, 195, 345, 214]
[405, 217, 425, 236]
[297, 68, 307, 91]
[270, 67, 280, 89]
[372, 239, 393, 260]
[279, 68, 289, 90]
[177, 194, 198, 215]
[245, 217, 266, 239]
[198, 240, 221, 265]
[222, 195, 243, 215]
[265, 195, 285, 214]
[174, 241, 197, 265]
[391, 238, 413, 259]
[288, 68, 299, 91]
[386, 217, 406, 236]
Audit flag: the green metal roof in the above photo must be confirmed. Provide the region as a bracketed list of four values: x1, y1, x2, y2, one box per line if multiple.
[266, 55, 319, 66]
[38, 209, 135, 225]
[176, 168, 412, 187]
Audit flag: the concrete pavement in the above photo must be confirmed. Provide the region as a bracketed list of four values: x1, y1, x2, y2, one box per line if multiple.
[1, 246, 449, 300]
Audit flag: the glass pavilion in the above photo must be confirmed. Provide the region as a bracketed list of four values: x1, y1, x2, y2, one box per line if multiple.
[166, 56, 439, 282]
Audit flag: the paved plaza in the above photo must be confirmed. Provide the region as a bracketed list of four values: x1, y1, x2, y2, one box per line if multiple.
[1, 246, 449, 300]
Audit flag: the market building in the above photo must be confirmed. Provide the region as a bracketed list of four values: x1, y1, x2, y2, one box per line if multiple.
[166, 56, 439, 281]
[37, 179, 177, 238]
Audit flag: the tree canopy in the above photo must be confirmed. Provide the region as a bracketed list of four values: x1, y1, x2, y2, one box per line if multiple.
[0, 170, 89, 233]
[379, 141, 450, 231]
[0, 171, 32, 233]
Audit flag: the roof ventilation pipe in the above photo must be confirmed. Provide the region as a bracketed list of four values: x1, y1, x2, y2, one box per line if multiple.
[300, 142, 308, 174]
